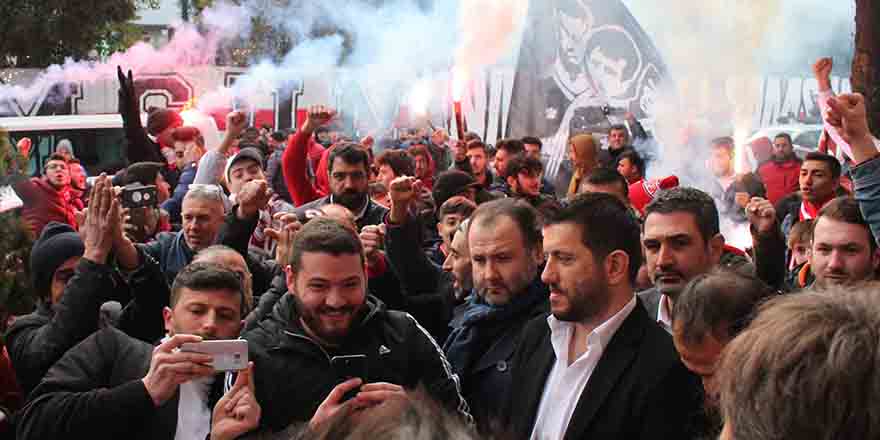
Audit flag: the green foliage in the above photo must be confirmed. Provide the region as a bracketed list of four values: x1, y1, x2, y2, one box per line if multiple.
[0, 131, 34, 315]
[0, 0, 154, 68]
[96, 22, 147, 59]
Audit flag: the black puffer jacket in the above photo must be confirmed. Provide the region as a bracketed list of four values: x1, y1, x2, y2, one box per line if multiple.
[5, 259, 127, 396]
[243, 294, 471, 432]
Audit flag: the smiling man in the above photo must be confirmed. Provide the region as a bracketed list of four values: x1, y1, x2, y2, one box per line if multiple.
[243, 217, 470, 431]
[638, 187, 725, 334]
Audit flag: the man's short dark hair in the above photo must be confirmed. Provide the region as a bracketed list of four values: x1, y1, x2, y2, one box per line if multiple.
[673, 269, 773, 345]
[718, 285, 880, 440]
[328, 143, 370, 175]
[585, 167, 629, 197]
[485, 145, 497, 159]
[804, 151, 842, 180]
[438, 196, 477, 221]
[504, 154, 544, 180]
[644, 187, 720, 244]
[813, 196, 877, 251]
[548, 192, 642, 282]
[463, 132, 481, 143]
[407, 144, 431, 162]
[609, 124, 628, 134]
[124, 162, 164, 186]
[375, 150, 415, 177]
[468, 198, 542, 251]
[521, 136, 543, 149]
[242, 126, 260, 139]
[774, 132, 793, 144]
[170, 262, 245, 317]
[466, 141, 487, 153]
[271, 131, 287, 142]
[616, 148, 645, 178]
[711, 137, 735, 156]
[496, 138, 526, 156]
[290, 217, 365, 271]
[43, 153, 68, 166]
[711, 136, 735, 148]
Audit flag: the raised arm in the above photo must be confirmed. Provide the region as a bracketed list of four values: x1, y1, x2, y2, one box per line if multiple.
[117, 67, 163, 164]
[384, 176, 443, 295]
[282, 106, 334, 206]
[826, 93, 880, 243]
[195, 111, 247, 186]
[6, 177, 124, 394]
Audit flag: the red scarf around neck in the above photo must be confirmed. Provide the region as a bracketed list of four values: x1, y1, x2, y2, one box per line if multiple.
[800, 198, 829, 221]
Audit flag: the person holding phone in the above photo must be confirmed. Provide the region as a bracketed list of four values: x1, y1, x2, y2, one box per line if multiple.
[243, 217, 472, 432]
[17, 262, 261, 440]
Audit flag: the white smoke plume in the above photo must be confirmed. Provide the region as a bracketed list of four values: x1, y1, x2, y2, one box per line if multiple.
[0, 2, 251, 113]
[622, 0, 853, 249]
[189, 0, 529, 133]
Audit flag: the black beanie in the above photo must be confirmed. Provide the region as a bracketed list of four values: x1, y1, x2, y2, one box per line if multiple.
[29, 222, 84, 298]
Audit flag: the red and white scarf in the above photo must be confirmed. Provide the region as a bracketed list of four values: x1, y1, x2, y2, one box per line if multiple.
[799, 199, 824, 222]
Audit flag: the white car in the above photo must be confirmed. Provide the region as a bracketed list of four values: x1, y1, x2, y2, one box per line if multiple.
[745, 124, 824, 165]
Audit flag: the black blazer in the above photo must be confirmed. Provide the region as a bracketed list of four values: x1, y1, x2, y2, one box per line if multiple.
[504, 299, 706, 440]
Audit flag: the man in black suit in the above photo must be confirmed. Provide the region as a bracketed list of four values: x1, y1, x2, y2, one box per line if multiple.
[505, 193, 704, 439]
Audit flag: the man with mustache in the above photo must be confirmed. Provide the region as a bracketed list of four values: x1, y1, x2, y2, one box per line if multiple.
[505, 193, 703, 439]
[638, 187, 725, 334]
[443, 198, 549, 432]
[285, 106, 388, 230]
[242, 217, 470, 432]
[292, 138, 388, 230]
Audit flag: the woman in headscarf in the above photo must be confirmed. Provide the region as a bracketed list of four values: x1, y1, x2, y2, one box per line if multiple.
[566, 133, 599, 198]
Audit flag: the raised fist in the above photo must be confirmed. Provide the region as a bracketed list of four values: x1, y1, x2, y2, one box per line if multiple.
[226, 111, 248, 139]
[237, 180, 271, 219]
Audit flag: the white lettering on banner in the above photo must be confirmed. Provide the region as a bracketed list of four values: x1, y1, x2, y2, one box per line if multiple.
[0, 67, 853, 139]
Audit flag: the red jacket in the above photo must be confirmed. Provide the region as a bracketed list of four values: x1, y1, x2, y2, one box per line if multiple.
[757, 158, 801, 206]
[282, 130, 328, 207]
[13, 177, 78, 238]
[315, 145, 333, 197]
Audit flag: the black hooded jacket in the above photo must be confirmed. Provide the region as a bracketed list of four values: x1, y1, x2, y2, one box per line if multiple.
[243, 293, 472, 432]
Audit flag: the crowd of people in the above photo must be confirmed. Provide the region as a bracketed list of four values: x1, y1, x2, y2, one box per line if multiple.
[0, 56, 879, 440]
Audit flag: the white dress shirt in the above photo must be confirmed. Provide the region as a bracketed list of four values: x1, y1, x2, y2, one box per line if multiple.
[159, 335, 214, 440]
[530, 297, 637, 440]
[174, 375, 214, 440]
[657, 293, 673, 334]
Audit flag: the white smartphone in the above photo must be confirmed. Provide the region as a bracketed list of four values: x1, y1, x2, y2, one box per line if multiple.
[180, 340, 249, 372]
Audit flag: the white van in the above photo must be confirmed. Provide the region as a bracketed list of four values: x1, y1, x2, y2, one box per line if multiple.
[0, 114, 129, 176]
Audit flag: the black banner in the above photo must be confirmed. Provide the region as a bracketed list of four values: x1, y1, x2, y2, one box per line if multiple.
[506, 0, 670, 179]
